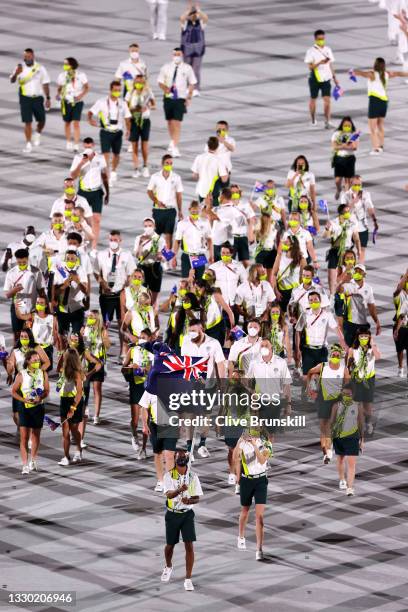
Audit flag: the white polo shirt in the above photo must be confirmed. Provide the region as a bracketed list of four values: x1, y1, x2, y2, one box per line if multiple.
[54, 264, 88, 313]
[89, 97, 131, 132]
[255, 195, 285, 223]
[191, 152, 228, 199]
[15, 62, 50, 97]
[340, 190, 374, 232]
[163, 469, 203, 511]
[232, 201, 256, 237]
[94, 248, 136, 293]
[248, 354, 292, 396]
[296, 309, 338, 347]
[50, 194, 93, 220]
[239, 438, 273, 476]
[235, 281, 275, 317]
[282, 227, 311, 259]
[134, 233, 166, 265]
[343, 281, 375, 325]
[328, 217, 358, 249]
[289, 283, 329, 314]
[32, 230, 68, 255]
[181, 334, 225, 379]
[174, 217, 211, 254]
[286, 170, 316, 199]
[147, 170, 183, 209]
[211, 203, 242, 246]
[304, 45, 335, 82]
[57, 70, 88, 103]
[70, 153, 107, 191]
[228, 337, 262, 371]
[209, 259, 247, 305]
[115, 57, 148, 80]
[3, 265, 46, 314]
[205, 135, 236, 172]
[157, 61, 197, 99]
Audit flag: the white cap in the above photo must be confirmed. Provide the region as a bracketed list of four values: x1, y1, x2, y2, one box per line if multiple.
[354, 263, 366, 273]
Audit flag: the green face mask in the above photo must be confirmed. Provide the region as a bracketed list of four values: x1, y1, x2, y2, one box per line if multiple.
[202, 273, 211, 281]
[271, 313, 280, 321]
[265, 189, 275, 197]
[218, 129, 227, 138]
[87, 318, 96, 326]
[64, 187, 76, 196]
[132, 279, 142, 286]
[281, 244, 290, 252]
[135, 82, 144, 90]
[183, 302, 192, 310]
[299, 202, 308, 210]
[179, 288, 187, 296]
[351, 185, 362, 192]
[288, 220, 299, 228]
[353, 272, 363, 281]
[259, 274, 267, 281]
[71, 215, 80, 223]
[30, 361, 41, 370]
[36, 304, 46, 312]
[221, 255, 232, 263]
[302, 276, 312, 284]
[330, 356, 341, 364]
[316, 39, 325, 47]
[63, 63, 71, 71]
[359, 337, 369, 346]
[343, 125, 352, 133]
[111, 90, 121, 98]
[18, 263, 28, 271]
[163, 164, 172, 172]
[64, 210, 72, 218]
[344, 258, 355, 265]
[342, 394, 353, 406]
[66, 260, 77, 270]
[20, 338, 30, 346]
[231, 193, 240, 200]
[342, 212, 351, 220]
[141, 305, 150, 312]
[190, 213, 199, 220]
[53, 223, 64, 230]
[310, 302, 321, 310]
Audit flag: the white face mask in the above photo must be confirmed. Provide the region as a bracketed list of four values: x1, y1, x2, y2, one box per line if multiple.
[130, 51, 139, 60]
[188, 331, 199, 340]
[109, 240, 120, 251]
[247, 327, 259, 337]
[173, 56, 182, 65]
[144, 226, 154, 236]
[260, 347, 270, 357]
[25, 234, 35, 243]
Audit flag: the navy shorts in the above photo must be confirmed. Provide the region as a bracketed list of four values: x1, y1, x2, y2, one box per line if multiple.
[165, 509, 196, 545]
[129, 118, 151, 142]
[100, 129, 123, 154]
[240, 475, 268, 507]
[308, 74, 331, 99]
[62, 101, 84, 122]
[19, 94, 45, 123]
[19, 403, 45, 429]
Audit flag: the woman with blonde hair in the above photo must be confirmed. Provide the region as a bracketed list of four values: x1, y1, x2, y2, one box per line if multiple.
[254, 212, 279, 283]
[80, 310, 110, 425]
[121, 292, 158, 345]
[57, 347, 85, 466]
[271, 235, 306, 312]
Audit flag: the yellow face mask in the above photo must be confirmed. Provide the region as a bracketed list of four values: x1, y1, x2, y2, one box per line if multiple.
[231, 193, 240, 200]
[281, 244, 290, 252]
[310, 302, 321, 310]
[132, 279, 142, 286]
[64, 210, 72, 218]
[36, 304, 46, 312]
[221, 255, 232, 263]
[64, 187, 76, 196]
[111, 90, 121, 98]
[183, 302, 192, 310]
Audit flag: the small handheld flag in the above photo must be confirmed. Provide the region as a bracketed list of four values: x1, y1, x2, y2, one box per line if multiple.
[349, 130, 361, 142]
[253, 181, 266, 193]
[307, 225, 317, 236]
[332, 85, 344, 101]
[230, 326, 245, 341]
[318, 199, 328, 213]
[161, 247, 175, 262]
[44, 415, 60, 431]
[191, 255, 208, 269]
[0, 351, 8, 360]
[373, 228, 378, 244]
[349, 69, 357, 83]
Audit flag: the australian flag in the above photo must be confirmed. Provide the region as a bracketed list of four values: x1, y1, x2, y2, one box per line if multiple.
[253, 181, 266, 193]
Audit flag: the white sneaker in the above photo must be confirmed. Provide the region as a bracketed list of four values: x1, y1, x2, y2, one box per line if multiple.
[197, 445, 210, 458]
[398, 367, 404, 378]
[184, 578, 194, 591]
[369, 149, 381, 156]
[136, 448, 147, 461]
[23, 142, 32, 153]
[325, 447, 333, 464]
[311, 119, 318, 127]
[142, 166, 150, 178]
[127, 143, 133, 153]
[33, 132, 41, 146]
[21, 464, 30, 475]
[256, 550, 264, 561]
[228, 473, 237, 485]
[172, 146, 181, 158]
[72, 451, 82, 463]
[161, 566, 173, 582]
[80, 440, 87, 449]
[346, 487, 355, 496]
[154, 481, 164, 492]
[28, 460, 38, 472]
[237, 536, 246, 550]
[131, 436, 139, 452]
[110, 170, 118, 182]
[58, 456, 70, 466]
[325, 120, 334, 129]
[235, 484, 240, 495]
[167, 141, 175, 153]
[73, 144, 79, 152]
[132, 169, 140, 178]
[192, 89, 200, 97]
[339, 479, 347, 490]
[93, 416, 100, 425]
[153, 33, 159, 40]
[158, 34, 166, 41]
[366, 422, 374, 435]
[66, 141, 74, 151]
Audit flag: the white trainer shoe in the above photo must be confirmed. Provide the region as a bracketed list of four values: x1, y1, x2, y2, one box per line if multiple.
[73, 144, 79, 152]
[228, 473, 237, 485]
[184, 578, 194, 591]
[58, 456, 70, 466]
[398, 367, 404, 377]
[137, 448, 147, 461]
[346, 487, 355, 496]
[66, 141, 74, 151]
[131, 436, 140, 452]
[197, 446, 210, 458]
[80, 440, 87, 449]
[161, 566, 173, 582]
[142, 166, 150, 178]
[23, 142, 32, 153]
[172, 146, 181, 158]
[167, 141, 175, 153]
[237, 536, 246, 550]
[127, 143, 133, 153]
[93, 416, 100, 425]
[369, 149, 381, 156]
[132, 169, 141, 178]
[33, 132, 41, 146]
[339, 479, 347, 490]
[256, 550, 264, 561]
[154, 481, 164, 492]
[28, 460, 38, 472]
[110, 170, 118, 182]
[72, 451, 82, 463]
[235, 484, 240, 495]
[192, 89, 200, 97]
[310, 119, 318, 127]
[21, 464, 30, 475]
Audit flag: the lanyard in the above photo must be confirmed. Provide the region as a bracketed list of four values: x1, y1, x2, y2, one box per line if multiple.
[310, 310, 323, 327]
